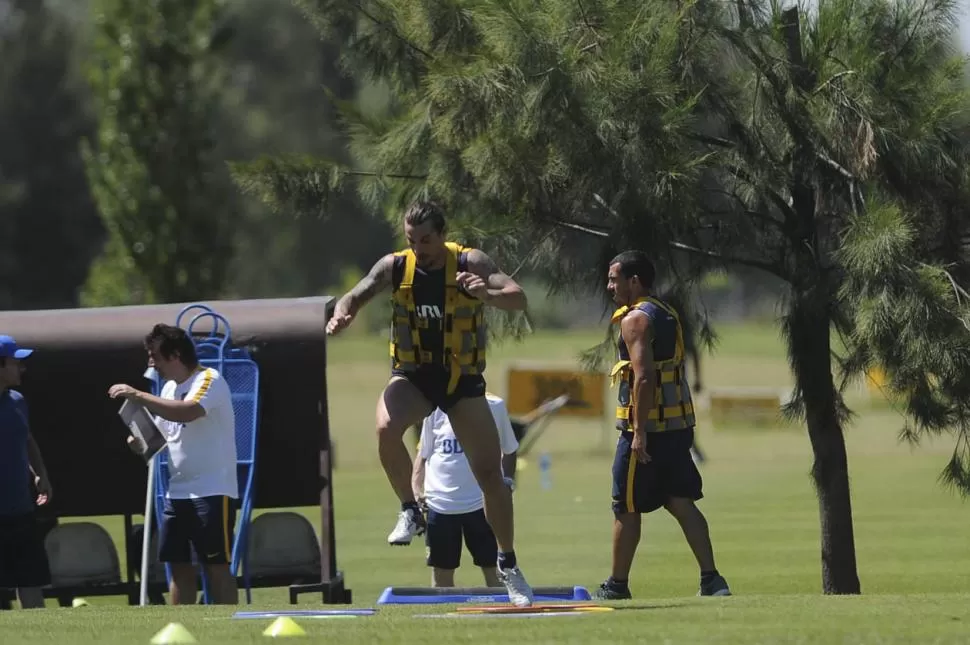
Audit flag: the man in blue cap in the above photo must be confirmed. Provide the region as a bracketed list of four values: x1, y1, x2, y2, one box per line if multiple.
[0, 335, 52, 609]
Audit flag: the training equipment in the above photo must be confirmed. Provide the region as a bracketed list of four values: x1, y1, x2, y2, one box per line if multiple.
[513, 394, 571, 456]
[234, 609, 376, 620]
[456, 603, 613, 614]
[415, 603, 614, 619]
[149, 623, 196, 644]
[377, 585, 591, 605]
[707, 386, 791, 429]
[262, 617, 306, 637]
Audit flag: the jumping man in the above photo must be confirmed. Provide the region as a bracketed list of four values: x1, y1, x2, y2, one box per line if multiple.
[326, 200, 534, 607]
[594, 251, 730, 600]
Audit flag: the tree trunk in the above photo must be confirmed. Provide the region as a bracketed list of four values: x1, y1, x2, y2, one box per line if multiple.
[788, 294, 862, 594]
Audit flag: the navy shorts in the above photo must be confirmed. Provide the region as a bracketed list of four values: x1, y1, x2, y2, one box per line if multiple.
[612, 428, 703, 514]
[425, 509, 498, 570]
[393, 367, 486, 412]
[0, 512, 51, 588]
[158, 496, 236, 565]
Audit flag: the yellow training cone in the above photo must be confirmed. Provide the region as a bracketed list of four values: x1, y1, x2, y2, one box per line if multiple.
[150, 622, 197, 644]
[71, 598, 89, 608]
[263, 617, 306, 638]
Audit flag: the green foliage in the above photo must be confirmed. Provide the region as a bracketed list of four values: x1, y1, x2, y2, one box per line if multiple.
[251, 0, 970, 511]
[78, 234, 152, 307]
[81, 0, 235, 305]
[0, 0, 103, 310]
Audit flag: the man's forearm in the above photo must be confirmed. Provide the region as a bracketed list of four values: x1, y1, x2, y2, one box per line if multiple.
[333, 292, 359, 318]
[27, 436, 48, 480]
[632, 375, 656, 433]
[134, 392, 203, 423]
[483, 288, 527, 311]
[502, 453, 517, 480]
[412, 459, 426, 502]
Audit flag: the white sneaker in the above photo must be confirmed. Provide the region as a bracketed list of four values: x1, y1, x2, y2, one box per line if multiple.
[387, 508, 426, 546]
[497, 565, 534, 607]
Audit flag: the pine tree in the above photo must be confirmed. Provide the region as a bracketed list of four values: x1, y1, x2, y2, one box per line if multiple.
[233, 0, 970, 594]
[82, 0, 236, 304]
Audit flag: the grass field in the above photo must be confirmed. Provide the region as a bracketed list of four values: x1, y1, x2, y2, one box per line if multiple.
[4, 322, 970, 644]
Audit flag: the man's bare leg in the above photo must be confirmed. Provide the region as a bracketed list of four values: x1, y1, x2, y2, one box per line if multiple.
[203, 564, 238, 604]
[481, 567, 500, 587]
[431, 568, 455, 587]
[379, 377, 434, 545]
[377, 377, 434, 503]
[611, 512, 641, 580]
[169, 563, 197, 605]
[664, 498, 731, 596]
[664, 498, 715, 571]
[446, 396, 533, 606]
[16, 587, 44, 609]
[446, 397, 513, 551]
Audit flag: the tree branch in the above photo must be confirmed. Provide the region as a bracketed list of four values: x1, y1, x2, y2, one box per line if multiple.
[670, 241, 789, 280]
[726, 163, 797, 223]
[348, 0, 433, 60]
[550, 217, 610, 237]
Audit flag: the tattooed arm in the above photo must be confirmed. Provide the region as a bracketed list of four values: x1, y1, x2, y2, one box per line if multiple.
[326, 254, 395, 335]
[456, 249, 528, 311]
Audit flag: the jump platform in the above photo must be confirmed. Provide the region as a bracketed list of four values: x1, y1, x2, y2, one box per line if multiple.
[377, 585, 591, 605]
[233, 609, 376, 619]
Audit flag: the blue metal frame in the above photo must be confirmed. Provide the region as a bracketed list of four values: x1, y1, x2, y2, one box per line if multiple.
[148, 303, 261, 604]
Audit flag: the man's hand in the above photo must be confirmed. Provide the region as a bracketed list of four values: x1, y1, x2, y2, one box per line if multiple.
[108, 383, 141, 400]
[126, 434, 147, 455]
[456, 271, 489, 300]
[631, 431, 651, 464]
[34, 474, 51, 506]
[326, 312, 354, 336]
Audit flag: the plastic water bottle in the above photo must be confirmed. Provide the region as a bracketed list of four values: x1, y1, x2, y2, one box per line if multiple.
[539, 452, 552, 490]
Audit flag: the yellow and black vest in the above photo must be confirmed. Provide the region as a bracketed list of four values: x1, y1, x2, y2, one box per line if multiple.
[389, 242, 487, 394]
[610, 296, 695, 432]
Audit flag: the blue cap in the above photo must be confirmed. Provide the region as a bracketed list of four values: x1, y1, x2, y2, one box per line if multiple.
[0, 335, 33, 359]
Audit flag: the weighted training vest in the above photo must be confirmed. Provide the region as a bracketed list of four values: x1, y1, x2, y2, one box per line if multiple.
[389, 242, 487, 394]
[610, 296, 695, 432]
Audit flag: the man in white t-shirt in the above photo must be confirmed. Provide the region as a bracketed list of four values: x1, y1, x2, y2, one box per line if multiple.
[411, 393, 518, 588]
[109, 323, 238, 605]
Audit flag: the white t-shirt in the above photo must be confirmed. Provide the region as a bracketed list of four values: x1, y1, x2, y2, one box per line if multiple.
[157, 367, 238, 500]
[418, 393, 518, 514]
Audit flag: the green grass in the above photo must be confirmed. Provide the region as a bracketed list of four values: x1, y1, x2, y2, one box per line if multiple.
[4, 321, 970, 644]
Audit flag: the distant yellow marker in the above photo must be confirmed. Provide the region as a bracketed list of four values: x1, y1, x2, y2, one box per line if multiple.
[263, 617, 306, 638]
[150, 623, 196, 644]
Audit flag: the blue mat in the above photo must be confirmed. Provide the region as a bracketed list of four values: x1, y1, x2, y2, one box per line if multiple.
[377, 586, 591, 605]
[233, 609, 376, 619]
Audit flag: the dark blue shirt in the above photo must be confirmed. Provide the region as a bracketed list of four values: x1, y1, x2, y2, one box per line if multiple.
[0, 389, 33, 517]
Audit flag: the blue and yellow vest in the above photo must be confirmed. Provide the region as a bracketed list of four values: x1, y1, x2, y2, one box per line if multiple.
[610, 296, 695, 432]
[389, 242, 487, 394]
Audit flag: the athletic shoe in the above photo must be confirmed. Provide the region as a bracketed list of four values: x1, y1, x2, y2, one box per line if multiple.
[387, 507, 426, 545]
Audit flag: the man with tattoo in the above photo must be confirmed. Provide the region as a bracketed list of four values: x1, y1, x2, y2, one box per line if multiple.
[326, 200, 534, 607]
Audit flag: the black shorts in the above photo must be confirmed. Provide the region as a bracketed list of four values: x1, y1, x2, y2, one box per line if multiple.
[158, 496, 236, 565]
[612, 428, 703, 514]
[425, 509, 498, 570]
[393, 367, 486, 412]
[0, 512, 51, 588]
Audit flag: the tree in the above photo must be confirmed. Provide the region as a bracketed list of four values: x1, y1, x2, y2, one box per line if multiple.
[235, 0, 970, 594]
[82, 0, 236, 305]
[217, 0, 395, 298]
[0, 0, 103, 310]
